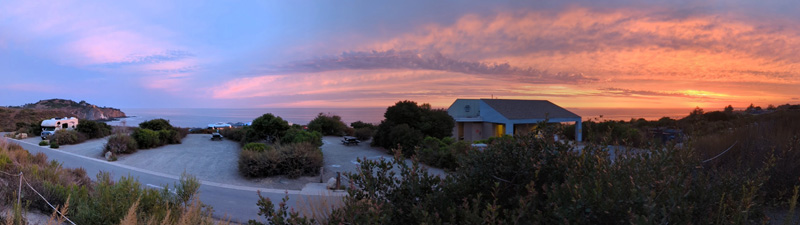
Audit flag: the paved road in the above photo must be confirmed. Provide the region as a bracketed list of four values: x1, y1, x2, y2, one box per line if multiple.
[3, 136, 343, 223]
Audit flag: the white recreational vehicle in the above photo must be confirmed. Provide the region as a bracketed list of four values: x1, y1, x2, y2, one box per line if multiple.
[41, 117, 79, 139]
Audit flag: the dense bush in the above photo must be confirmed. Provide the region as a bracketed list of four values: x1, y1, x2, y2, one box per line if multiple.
[76, 119, 112, 139]
[104, 134, 138, 155]
[220, 127, 246, 142]
[238, 142, 323, 178]
[694, 111, 800, 202]
[372, 100, 455, 155]
[139, 118, 174, 131]
[351, 121, 376, 141]
[38, 140, 48, 146]
[49, 142, 59, 148]
[130, 119, 186, 149]
[281, 128, 323, 147]
[132, 128, 161, 149]
[383, 123, 424, 157]
[353, 127, 375, 141]
[243, 113, 290, 144]
[350, 120, 376, 130]
[50, 129, 86, 145]
[0, 140, 212, 224]
[243, 142, 271, 152]
[14, 121, 42, 136]
[315, 127, 784, 224]
[308, 113, 349, 136]
[158, 129, 182, 144]
[417, 136, 470, 170]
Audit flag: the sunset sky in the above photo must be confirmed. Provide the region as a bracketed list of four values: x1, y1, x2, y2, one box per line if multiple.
[1, 1, 799, 110]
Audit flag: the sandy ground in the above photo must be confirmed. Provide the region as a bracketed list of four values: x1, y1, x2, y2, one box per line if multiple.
[12, 133, 446, 191]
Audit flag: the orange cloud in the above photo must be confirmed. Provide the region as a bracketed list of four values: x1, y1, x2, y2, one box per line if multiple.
[366, 7, 800, 85]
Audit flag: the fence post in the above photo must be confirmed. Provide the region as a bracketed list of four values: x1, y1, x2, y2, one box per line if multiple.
[336, 172, 341, 190]
[319, 167, 324, 183]
[18, 172, 22, 206]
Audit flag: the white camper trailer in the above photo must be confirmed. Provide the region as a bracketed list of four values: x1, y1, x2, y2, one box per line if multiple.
[41, 117, 79, 139]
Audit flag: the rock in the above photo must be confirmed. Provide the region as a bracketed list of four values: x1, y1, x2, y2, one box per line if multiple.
[14, 133, 27, 139]
[105, 151, 113, 160]
[326, 177, 338, 190]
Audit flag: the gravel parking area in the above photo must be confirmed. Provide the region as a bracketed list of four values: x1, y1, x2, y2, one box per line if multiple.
[320, 136, 446, 181]
[10, 133, 446, 190]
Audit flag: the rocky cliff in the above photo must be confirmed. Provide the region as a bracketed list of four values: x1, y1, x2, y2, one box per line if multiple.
[20, 99, 127, 120]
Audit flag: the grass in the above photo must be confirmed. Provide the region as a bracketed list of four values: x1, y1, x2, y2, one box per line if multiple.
[0, 138, 224, 225]
[296, 192, 345, 224]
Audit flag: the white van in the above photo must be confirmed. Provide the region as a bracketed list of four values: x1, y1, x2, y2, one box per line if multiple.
[41, 117, 79, 139]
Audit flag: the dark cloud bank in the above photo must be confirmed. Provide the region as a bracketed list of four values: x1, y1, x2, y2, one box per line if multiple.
[259, 50, 597, 84]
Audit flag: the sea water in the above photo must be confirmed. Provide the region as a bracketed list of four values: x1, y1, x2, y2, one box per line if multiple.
[104, 108, 387, 128]
[104, 107, 693, 128]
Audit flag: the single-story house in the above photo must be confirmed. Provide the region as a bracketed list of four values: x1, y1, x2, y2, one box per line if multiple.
[447, 99, 582, 142]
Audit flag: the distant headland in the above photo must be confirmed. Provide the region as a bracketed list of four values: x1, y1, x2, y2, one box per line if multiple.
[0, 99, 126, 131]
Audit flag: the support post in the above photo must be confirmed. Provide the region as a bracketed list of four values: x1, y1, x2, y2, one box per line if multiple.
[18, 172, 22, 206]
[336, 172, 341, 190]
[575, 119, 583, 142]
[319, 167, 324, 183]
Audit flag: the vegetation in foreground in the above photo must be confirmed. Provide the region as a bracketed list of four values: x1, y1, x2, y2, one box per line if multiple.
[255, 120, 799, 224]
[0, 139, 225, 224]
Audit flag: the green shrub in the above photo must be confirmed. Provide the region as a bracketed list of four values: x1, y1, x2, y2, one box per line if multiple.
[281, 128, 323, 147]
[243, 113, 290, 144]
[417, 136, 468, 170]
[130, 120, 185, 149]
[351, 121, 376, 130]
[238, 143, 323, 178]
[372, 100, 454, 153]
[308, 113, 348, 136]
[49, 142, 59, 148]
[354, 127, 375, 141]
[387, 124, 423, 157]
[0, 140, 208, 224]
[132, 128, 161, 149]
[38, 140, 48, 146]
[76, 119, 112, 139]
[324, 128, 772, 224]
[139, 118, 174, 131]
[158, 129, 181, 144]
[220, 128, 246, 142]
[244, 142, 271, 152]
[104, 134, 137, 154]
[50, 129, 86, 145]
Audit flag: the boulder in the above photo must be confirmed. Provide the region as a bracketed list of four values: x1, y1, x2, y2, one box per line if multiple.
[14, 133, 27, 139]
[105, 151, 113, 161]
[326, 177, 338, 190]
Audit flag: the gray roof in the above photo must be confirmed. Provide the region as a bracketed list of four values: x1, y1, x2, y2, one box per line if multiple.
[481, 99, 580, 120]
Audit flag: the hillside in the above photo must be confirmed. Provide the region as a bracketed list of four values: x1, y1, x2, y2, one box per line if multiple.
[0, 99, 126, 132]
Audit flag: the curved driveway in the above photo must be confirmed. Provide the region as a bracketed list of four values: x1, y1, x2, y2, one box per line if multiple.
[4, 136, 344, 223]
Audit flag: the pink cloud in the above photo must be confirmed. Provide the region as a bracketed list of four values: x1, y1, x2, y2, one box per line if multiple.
[360, 7, 800, 85]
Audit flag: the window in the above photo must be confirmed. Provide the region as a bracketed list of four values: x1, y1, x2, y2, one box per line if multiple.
[464, 105, 471, 112]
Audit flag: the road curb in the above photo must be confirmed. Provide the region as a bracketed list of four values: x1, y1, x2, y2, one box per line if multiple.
[6, 137, 347, 196]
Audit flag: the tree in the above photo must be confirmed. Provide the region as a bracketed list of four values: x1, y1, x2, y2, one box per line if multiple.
[76, 120, 112, 139]
[724, 105, 734, 114]
[746, 103, 755, 112]
[307, 113, 348, 136]
[372, 100, 455, 153]
[245, 113, 290, 143]
[690, 106, 704, 117]
[138, 119, 173, 131]
[767, 104, 776, 110]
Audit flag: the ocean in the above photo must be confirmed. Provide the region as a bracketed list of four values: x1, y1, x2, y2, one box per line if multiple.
[104, 107, 694, 128]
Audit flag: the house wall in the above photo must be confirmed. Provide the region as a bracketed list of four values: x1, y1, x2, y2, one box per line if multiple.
[447, 99, 482, 119]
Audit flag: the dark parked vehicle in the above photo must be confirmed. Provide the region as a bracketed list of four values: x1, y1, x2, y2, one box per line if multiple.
[211, 132, 223, 141]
